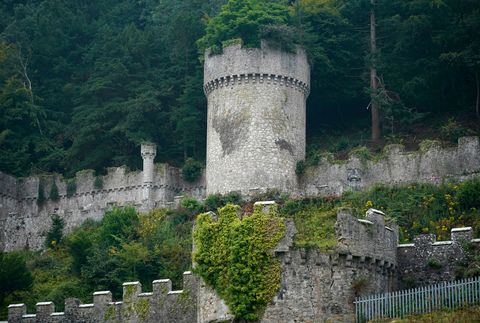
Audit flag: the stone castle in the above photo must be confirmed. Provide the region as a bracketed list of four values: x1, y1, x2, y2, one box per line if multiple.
[2, 42, 480, 322]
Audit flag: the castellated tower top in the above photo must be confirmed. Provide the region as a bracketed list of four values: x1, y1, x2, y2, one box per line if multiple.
[204, 42, 310, 196]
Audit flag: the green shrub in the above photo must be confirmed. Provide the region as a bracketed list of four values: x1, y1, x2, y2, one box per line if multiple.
[349, 146, 372, 161]
[94, 176, 103, 189]
[440, 117, 471, 143]
[50, 182, 60, 201]
[193, 204, 285, 320]
[181, 158, 203, 182]
[296, 160, 306, 176]
[45, 214, 65, 248]
[457, 178, 480, 210]
[426, 258, 442, 269]
[0, 252, 33, 301]
[197, 0, 292, 56]
[204, 193, 223, 211]
[66, 179, 77, 197]
[180, 197, 203, 213]
[37, 181, 46, 206]
[99, 207, 140, 247]
[259, 24, 297, 52]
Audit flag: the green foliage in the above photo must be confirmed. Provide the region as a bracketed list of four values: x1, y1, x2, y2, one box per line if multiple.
[295, 160, 306, 176]
[37, 181, 46, 206]
[193, 204, 285, 320]
[0, 252, 33, 303]
[203, 192, 243, 212]
[49, 182, 60, 202]
[66, 179, 76, 198]
[440, 118, 472, 143]
[181, 158, 203, 182]
[45, 214, 65, 249]
[280, 198, 339, 250]
[0, 205, 195, 320]
[94, 176, 103, 189]
[387, 305, 480, 322]
[426, 258, 442, 269]
[341, 179, 480, 242]
[99, 207, 140, 247]
[349, 146, 373, 161]
[180, 197, 203, 213]
[197, 0, 292, 55]
[457, 177, 480, 210]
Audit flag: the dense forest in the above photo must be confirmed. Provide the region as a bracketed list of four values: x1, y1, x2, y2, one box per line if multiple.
[0, 0, 479, 177]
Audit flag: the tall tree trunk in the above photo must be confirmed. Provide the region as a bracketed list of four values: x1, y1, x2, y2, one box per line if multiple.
[476, 71, 479, 120]
[370, 0, 381, 142]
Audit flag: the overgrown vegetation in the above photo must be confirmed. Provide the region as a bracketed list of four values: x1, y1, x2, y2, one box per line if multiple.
[2, 176, 480, 319]
[0, 206, 195, 320]
[181, 158, 203, 182]
[193, 204, 285, 320]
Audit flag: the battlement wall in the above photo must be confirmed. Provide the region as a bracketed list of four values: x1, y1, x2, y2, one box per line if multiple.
[397, 227, 479, 289]
[0, 143, 206, 252]
[303, 136, 480, 197]
[200, 205, 398, 323]
[204, 42, 310, 89]
[8, 272, 198, 323]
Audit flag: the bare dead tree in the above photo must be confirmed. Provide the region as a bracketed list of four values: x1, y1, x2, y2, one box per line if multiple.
[15, 46, 43, 136]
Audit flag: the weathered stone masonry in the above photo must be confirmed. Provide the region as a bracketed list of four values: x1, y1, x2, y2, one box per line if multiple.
[0, 143, 205, 251]
[397, 227, 480, 289]
[204, 42, 310, 196]
[7, 205, 480, 322]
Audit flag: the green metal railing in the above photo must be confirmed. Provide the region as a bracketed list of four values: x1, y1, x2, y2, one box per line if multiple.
[354, 277, 480, 322]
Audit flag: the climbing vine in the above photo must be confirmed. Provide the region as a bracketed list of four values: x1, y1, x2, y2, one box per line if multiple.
[193, 204, 285, 321]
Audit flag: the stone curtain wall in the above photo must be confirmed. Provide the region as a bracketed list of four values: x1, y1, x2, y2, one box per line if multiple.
[0, 144, 205, 252]
[204, 42, 310, 196]
[303, 136, 480, 197]
[8, 272, 198, 323]
[397, 227, 480, 289]
[260, 208, 397, 323]
[1, 137, 480, 252]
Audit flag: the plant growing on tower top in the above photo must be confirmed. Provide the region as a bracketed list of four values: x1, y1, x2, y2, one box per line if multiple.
[197, 0, 296, 56]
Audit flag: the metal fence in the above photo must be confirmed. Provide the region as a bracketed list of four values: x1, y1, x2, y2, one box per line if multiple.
[354, 276, 480, 322]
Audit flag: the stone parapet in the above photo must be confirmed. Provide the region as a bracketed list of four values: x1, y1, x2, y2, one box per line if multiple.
[397, 227, 478, 288]
[8, 272, 198, 323]
[303, 136, 480, 197]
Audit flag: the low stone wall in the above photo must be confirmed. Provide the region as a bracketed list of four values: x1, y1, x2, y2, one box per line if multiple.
[397, 227, 479, 289]
[302, 136, 480, 197]
[8, 272, 198, 323]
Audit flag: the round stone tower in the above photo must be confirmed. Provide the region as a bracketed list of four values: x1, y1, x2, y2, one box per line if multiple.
[204, 42, 310, 195]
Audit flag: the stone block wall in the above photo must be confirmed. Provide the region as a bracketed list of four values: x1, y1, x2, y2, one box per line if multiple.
[0, 144, 206, 252]
[303, 136, 480, 197]
[8, 272, 198, 323]
[397, 227, 479, 289]
[204, 42, 310, 196]
[198, 207, 398, 323]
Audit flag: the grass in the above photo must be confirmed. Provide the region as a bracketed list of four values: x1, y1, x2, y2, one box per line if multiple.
[372, 305, 480, 322]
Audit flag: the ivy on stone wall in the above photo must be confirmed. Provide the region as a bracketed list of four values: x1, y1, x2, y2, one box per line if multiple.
[49, 182, 60, 202]
[193, 204, 285, 320]
[66, 179, 77, 198]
